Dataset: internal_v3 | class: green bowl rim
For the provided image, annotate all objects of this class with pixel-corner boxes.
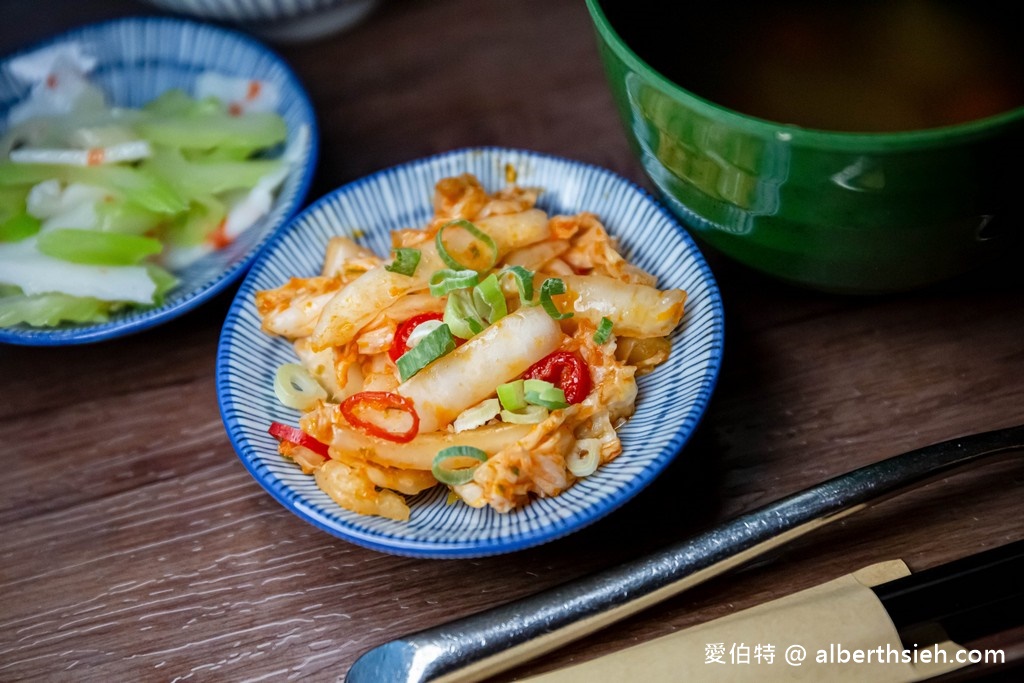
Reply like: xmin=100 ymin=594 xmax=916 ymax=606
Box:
xmin=584 ymin=0 xmax=1024 ymax=151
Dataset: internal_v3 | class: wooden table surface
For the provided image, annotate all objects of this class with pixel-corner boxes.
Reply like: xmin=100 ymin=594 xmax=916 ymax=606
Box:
xmin=2 ymin=1 xmax=1022 ymax=680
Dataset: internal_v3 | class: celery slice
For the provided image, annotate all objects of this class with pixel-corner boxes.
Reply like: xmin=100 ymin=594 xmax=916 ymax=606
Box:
xmin=0 ymin=187 xmax=39 ymax=242
xmin=0 ymin=162 xmax=57 ymax=186
xmin=0 ymin=162 xmax=186 ymax=214
xmin=94 ymin=200 xmax=164 ymax=236
xmin=0 ymin=212 xmax=41 ymax=242
xmin=2 ymin=82 xmax=291 ymax=328
xmin=37 ymin=229 xmax=163 ymax=265
xmin=162 ymin=195 xmax=226 ymax=247
xmin=70 ymin=166 xmax=185 ymax=214
xmin=0 ymin=291 xmax=111 ymax=327
xmin=0 ymin=186 xmax=29 ymax=220
xmin=145 ymin=264 xmax=178 ymax=306
xmin=184 ymin=145 xmax=258 ymax=162
xmin=142 ymin=147 xmax=284 ymax=197
xmin=136 ymin=110 xmax=286 ymax=151
xmin=144 ymin=89 xmax=214 ymax=115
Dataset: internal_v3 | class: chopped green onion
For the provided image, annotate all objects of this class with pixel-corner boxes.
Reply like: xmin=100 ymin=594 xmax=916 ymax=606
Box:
xmin=432 ymin=445 xmax=489 ymax=485
xmin=524 ymin=379 xmax=569 ymax=410
xmin=538 ymin=386 xmax=569 ymax=406
xmin=524 ymin=379 xmax=555 ymax=394
xmin=428 ymin=268 xmax=479 ymax=296
xmin=500 ymin=405 xmax=549 ymax=424
xmin=404 ymin=318 xmax=445 ymax=350
xmin=496 ymin=379 xmax=527 ymax=411
xmin=36 ymin=229 xmax=163 ymax=266
xmin=567 ymin=439 xmax=602 ymax=477
xmin=472 ymin=272 xmax=507 ymax=324
xmin=274 ymin=363 xmax=328 ymax=411
xmin=396 ymin=322 xmax=456 ymax=381
xmin=444 ymin=289 xmax=486 ymax=340
xmin=539 ymin=277 xmax=573 ymax=320
xmin=593 ymin=316 xmax=614 ymax=344
xmin=384 ymin=247 xmax=421 ymax=276
xmin=453 ymin=398 xmax=501 ymax=433
xmin=502 ymin=265 xmax=535 ymax=304
xmin=435 ymin=218 xmax=498 ymax=272
xmin=526 ymin=392 xmax=569 ymax=409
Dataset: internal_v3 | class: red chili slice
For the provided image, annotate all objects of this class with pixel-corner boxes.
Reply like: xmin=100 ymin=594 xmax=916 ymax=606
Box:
xmin=268 ymin=421 xmax=330 ymax=458
xmin=388 ymin=312 xmax=444 ymax=362
xmin=522 ymin=351 xmax=592 ymax=404
xmin=339 ymin=391 xmax=420 ymax=443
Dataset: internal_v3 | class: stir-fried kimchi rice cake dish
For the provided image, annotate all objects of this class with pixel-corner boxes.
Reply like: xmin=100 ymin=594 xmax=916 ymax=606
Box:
xmin=256 ymin=173 xmax=686 ymax=521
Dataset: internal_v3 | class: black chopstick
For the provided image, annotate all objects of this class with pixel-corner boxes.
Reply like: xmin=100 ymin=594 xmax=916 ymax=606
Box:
xmin=871 ymin=539 xmax=1024 ymax=647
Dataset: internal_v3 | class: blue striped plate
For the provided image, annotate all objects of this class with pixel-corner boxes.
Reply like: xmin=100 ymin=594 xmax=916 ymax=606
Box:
xmin=140 ymin=0 xmax=381 ymax=44
xmin=0 ymin=17 xmax=317 ymax=346
xmin=216 ymin=148 xmax=725 ymax=558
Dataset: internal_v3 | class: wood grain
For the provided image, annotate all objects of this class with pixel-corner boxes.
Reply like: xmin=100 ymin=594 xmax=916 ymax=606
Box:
xmin=2 ymin=1 xmax=1023 ymax=680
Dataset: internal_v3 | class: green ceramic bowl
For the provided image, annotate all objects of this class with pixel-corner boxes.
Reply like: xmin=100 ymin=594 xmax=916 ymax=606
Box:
xmin=585 ymin=0 xmax=1024 ymax=293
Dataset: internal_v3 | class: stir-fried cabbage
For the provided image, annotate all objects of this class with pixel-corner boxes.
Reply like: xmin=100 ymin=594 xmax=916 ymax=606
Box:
xmin=259 ymin=173 xmax=688 ymax=520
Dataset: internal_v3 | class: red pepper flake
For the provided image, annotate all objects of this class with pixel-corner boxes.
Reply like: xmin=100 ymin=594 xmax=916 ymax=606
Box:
xmin=45 ymin=73 xmax=59 ymax=89
xmin=208 ymin=218 xmax=231 ymax=249
xmin=228 ymin=102 xmax=243 ymax=117
xmin=246 ymin=80 xmax=262 ymax=101
xmin=86 ymin=148 xmax=105 ymax=166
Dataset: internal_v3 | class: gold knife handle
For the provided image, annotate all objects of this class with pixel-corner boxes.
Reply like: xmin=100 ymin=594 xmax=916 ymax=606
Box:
xmin=345 ymin=424 xmax=1024 ymax=683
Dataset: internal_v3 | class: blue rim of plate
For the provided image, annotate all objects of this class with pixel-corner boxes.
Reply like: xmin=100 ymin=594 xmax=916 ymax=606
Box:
xmin=0 ymin=16 xmax=318 ymax=346
xmin=216 ymin=147 xmax=725 ymax=558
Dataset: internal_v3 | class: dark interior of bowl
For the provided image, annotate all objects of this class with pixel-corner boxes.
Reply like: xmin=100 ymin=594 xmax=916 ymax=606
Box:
xmin=589 ymin=0 xmax=1024 ymax=293
xmin=599 ymin=0 xmax=1024 ymax=133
